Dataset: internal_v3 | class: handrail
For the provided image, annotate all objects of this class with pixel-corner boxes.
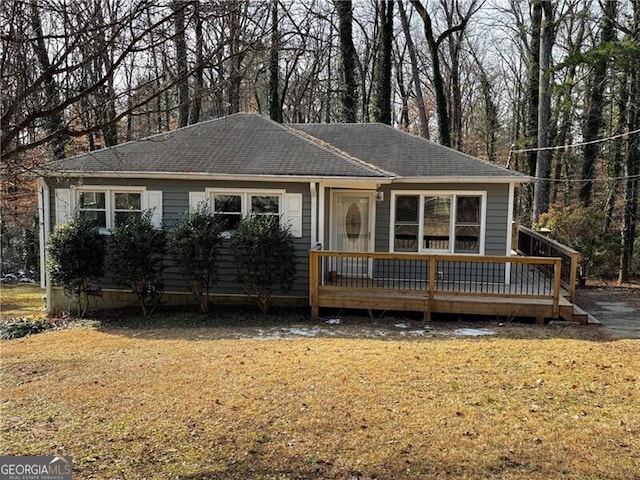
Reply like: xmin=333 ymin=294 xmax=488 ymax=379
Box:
xmin=309 ymin=249 xmax=563 ymax=318
xmin=516 ymin=225 xmax=578 ymax=257
xmin=516 ymin=225 xmax=580 ymax=302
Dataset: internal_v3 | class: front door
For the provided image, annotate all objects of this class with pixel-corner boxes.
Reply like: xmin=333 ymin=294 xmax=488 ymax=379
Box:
xmin=331 ymin=191 xmax=374 ymax=276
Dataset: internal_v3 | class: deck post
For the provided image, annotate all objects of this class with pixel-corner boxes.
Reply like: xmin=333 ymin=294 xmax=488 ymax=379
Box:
xmin=552 ymin=259 xmax=562 ymax=317
xmin=427 ymin=255 xmax=436 ymax=319
xmin=568 ymin=252 xmax=579 ymax=303
xmin=309 ymin=249 xmax=320 ymax=318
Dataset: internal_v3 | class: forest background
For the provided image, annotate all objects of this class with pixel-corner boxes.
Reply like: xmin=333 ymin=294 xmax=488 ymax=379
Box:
xmin=1 ymin=0 xmax=638 ymax=283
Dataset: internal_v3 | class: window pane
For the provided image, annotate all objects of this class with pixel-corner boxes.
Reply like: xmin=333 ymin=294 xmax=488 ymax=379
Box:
xmin=395 ymin=195 xmax=418 ymax=222
xmin=423 ymin=196 xmax=451 ymax=249
xmin=394 ymin=225 xmax=419 ymax=251
xmin=114 ymin=210 xmax=142 ymax=227
xmin=214 ymin=195 xmax=241 ymax=213
xmin=79 ymin=192 xmax=105 ymax=209
xmin=218 ymin=213 xmax=242 ymax=231
xmin=455 ymin=225 xmax=480 ymax=253
xmin=251 ymin=195 xmax=279 ymax=214
xmin=114 ymin=192 xmax=141 ymax=210
xmin=456 ymin=196 xmax=480 ymax=223
xmin=80 ymin=211 xmax=106 ymax=229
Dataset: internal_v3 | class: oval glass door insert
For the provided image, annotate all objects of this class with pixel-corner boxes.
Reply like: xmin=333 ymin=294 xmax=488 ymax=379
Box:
xmin=345 ymin=202 xmax=362 ymax=241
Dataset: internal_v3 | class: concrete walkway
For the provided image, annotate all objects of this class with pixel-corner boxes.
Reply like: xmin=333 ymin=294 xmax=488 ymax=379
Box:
xmin=576 ymin=288 xmax=640 ymax=339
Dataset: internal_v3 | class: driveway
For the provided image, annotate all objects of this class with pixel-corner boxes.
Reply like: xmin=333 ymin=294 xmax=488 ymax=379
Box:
xmin=576 ymin=287 xmax=640 ymax=339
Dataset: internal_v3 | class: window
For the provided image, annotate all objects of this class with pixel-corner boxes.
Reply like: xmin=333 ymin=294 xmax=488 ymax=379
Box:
xmin=423 ymin=196 xmax=451 ymax=250
xmin=394 ymin=195 xmax=419 ymax=251
xmin=455 ymin=196 xmax=481 ymax=253
xmin=78 ymin=192 xmax=107 ymax=229
xmin=392 ymin=192 xmax=484 ymax=254
xmin=208 ymin=190 xmax=283 ymax=234
xmin=71 ymin=187 xmax=156 ymax=232
xmin=113 ymin=192 xmax=142 ymax=226
xmin=250 ymin=195 xmax=279 ymax=216
xmin=213 ymin=194 xmax=242 ymax=231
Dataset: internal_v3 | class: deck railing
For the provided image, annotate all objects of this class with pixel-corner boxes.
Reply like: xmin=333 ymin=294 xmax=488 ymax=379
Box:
xmin=516 ymin=225 xmax=580 ymax=302
xmin=309 ymin=248 xmax=562 ymax=318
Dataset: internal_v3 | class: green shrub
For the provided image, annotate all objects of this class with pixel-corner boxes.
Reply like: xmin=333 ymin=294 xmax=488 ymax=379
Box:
xmin=169 ymin=205 xmax=224 ymax=313
xmin=230 ymin=215 xmax=296 ymax=313
xmin=107 ymin=211 xmax=166 ymax=317
xmin=47 ymin=213 xmax=105 ymax=316
xmin=536 ymin=205 xmax=620 ymax=280
xmin=1 ymin=319 xmax=51 ymax=340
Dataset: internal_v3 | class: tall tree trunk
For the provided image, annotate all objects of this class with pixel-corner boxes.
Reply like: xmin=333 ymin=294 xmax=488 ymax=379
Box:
xmin=190 ymin=0 xmax=203 ymax=125
xmin=29 ymin=0 xmax=66 ymax=160
xmin=335 ymin=0 xmax=358 ymax=123
xmin=522 ymin=1 xmax=542 ymax=222
xmin=372 ymin=0 xmax=394 ymax=125
xmin=398 ymin=0 xmax=429 ymax=139
xmin=410 ymin=0 xmax=451 ymax=146
xmin=619 ymin=1 xmax=640 ymax=284
xmin=532 ymin=1 xmax=554 ymax=224
xmin=227 ymin=4 xmax=242 ymax=115
xmin=269 ymin=0 xmax=281 ymax=122
xmin=172 ymin=0 xmax=189 ymax=128
xmin=604 ymin=71 xmax=627 ymax=231
xmin=580 ymin=1 xmax=616 ymax=206
xmin=96 ymin=6 xmax=118 ymax=147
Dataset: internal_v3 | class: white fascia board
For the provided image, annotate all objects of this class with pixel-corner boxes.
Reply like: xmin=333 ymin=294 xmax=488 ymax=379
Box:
xmin=47 ymin=171 xmax=394 ymax=184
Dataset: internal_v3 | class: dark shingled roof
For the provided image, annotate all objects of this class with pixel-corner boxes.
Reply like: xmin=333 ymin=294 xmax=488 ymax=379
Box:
xmin=54 ymin=113 xmax=387 ymax=178
xmin=292 ymin=123 xmax=523 ymax=179
xmin=53 ymin=113 xmax=525 ymax=181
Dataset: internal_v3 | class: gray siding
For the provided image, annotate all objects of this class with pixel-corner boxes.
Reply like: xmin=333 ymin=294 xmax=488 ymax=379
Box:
xmin=46 ymin=178 xmax=311 ymax=299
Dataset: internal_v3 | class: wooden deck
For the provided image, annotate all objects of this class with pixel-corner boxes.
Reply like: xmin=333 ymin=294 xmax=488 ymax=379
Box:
xmin=309 ymin=249 xmax=585 ymax=323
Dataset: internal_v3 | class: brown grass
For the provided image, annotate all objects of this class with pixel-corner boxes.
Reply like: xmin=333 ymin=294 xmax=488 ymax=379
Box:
xmin=1 ymin=325 xmax=639 ymax=479
xmin=0 ymin=284 xmax=45 ymax=320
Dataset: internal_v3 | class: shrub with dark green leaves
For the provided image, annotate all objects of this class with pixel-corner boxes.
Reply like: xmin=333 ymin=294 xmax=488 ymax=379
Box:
xmin=230 ymin=215 xmax=296 ymax=313
xmin=47 ymin=213 xmax=105 ymax=316
xmin=169 ymin=205 xmax=224 ymax=313
xmin=1 ymin=319 xmax=51 ymax=340
xmin=536 ymin=205 xmax=621 ymax=280
xmin=107 ymin=211 xmax=166 ymax=317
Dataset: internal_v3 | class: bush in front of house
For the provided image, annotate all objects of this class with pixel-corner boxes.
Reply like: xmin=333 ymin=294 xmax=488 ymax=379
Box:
xmin=230 ymin=215 xmax=296 ymax=313
xmin=47 ymin=213 xmax=105 ymax=317
xmin=169 ymin=205 xmax=224 ymax=313
xmin=107 ymin=211 xmax=166 ymax=317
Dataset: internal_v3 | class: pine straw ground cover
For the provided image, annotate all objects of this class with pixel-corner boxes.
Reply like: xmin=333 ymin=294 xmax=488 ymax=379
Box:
xmin=1 ymin=323 xmax=639 ymax=479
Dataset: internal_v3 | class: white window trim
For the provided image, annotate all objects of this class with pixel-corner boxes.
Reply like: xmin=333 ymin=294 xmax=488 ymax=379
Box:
xmin=389 ymin=190 xmax=487 ymax=255
xmin=72 ymin=185 xmax=146 ymax=234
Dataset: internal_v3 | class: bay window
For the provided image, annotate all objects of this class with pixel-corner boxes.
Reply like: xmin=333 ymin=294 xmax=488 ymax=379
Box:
xmin=392 ymin=191 xmax=485 ymax=254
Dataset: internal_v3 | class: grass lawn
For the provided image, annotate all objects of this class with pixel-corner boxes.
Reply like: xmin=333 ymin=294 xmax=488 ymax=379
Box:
xmin=1 ymin=318 xmax=639 ymax=479
xmin=0 ymin=283 xmax=45 ymax=320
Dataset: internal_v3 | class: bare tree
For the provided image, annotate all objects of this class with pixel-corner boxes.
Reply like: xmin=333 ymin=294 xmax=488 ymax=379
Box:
xmin=397 ymin=0 xmax=429 ymax=138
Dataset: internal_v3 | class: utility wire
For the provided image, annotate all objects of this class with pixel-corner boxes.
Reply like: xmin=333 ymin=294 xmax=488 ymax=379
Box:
xmin=510 ymin=126 xmax=640 ymax=154
xmin=526 ymin=173 xmax=640 ymax=183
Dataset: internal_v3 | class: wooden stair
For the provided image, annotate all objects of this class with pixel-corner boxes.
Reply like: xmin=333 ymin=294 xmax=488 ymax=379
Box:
xmin=559 ymin=299 xmax=598 ymax=324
